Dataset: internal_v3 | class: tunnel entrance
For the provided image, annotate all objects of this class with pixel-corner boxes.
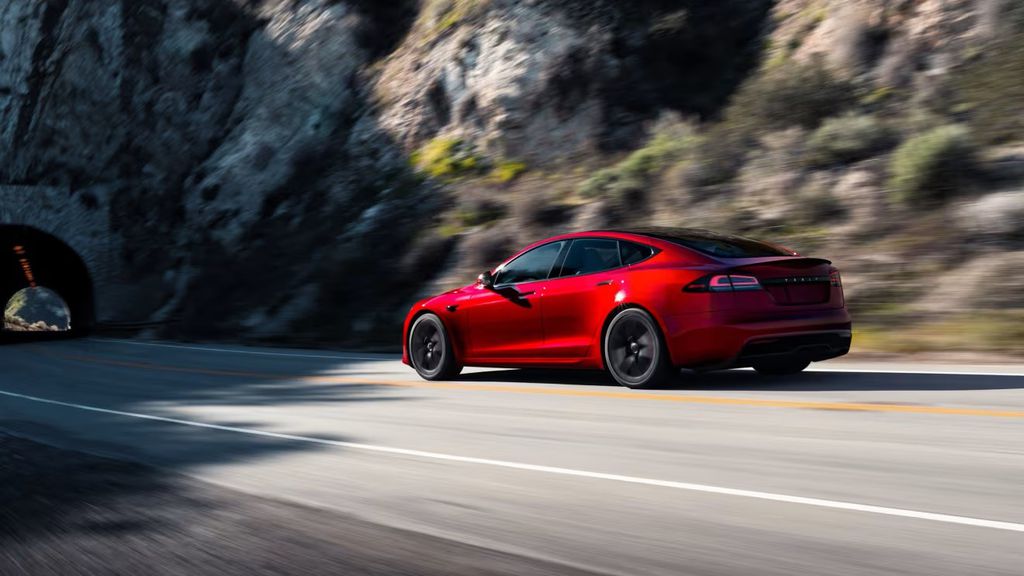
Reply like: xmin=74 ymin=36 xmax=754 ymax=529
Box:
xmin=0 ymin=225 xmax=94 ymax=341
xmin=4 ymin=287 xmax=72 ymax=332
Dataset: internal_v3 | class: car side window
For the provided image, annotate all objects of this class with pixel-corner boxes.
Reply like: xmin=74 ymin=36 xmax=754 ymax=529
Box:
xmin=557 ymin=239 xmax=622 ymax=277
xmin=620 ymin=241 xmax=654 ymax=266
xmin=494 ymin=241 xmax=565 ymax=286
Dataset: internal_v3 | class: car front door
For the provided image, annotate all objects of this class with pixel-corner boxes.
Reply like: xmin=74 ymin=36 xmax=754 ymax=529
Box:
xmin=461 ymin=241 xmax=565 ymax=361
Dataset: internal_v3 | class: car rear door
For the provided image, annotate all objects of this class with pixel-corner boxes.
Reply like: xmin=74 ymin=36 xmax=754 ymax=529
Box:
xmin=541 ymin=238 xmax=625 ymax=359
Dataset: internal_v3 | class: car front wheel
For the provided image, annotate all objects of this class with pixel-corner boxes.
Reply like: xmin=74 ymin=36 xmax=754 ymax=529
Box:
xmin=409 ymin=313 xmax=462 ymax=380
xmin=604 ymin=308 xmax=673 ymax=389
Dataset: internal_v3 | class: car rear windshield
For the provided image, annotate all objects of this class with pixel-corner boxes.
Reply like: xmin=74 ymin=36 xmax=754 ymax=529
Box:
xmin=623 ymin=228 xmax=791 ymax=258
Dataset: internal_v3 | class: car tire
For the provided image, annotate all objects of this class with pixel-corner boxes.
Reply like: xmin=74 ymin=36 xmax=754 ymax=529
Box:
xmin=604 ymin=308 xmax=673 ymax=389
xmin=409 ymin=313 xmax=462 ymax=381
xmin=753 ymin=359 xmax=811 ymax=376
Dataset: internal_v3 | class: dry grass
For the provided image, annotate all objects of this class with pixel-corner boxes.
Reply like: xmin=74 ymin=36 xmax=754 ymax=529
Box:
xmin=853 ymin=311 xmax=1024 ymax=355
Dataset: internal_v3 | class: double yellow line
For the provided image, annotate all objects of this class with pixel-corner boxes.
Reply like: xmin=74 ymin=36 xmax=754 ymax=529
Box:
xmin=40 ymin=350 xmax=1024 ymax=419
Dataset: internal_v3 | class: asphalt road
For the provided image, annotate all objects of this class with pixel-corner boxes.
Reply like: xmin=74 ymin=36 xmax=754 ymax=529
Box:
xmin=1 ymin=338 xmax=1023 ymax=575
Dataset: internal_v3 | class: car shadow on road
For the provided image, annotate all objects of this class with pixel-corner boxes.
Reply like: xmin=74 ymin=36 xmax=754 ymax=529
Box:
xmin=458 ymin=368 xmax=620 ymax=387
xmin=456 ymin=367 xmax=1024 ymax=391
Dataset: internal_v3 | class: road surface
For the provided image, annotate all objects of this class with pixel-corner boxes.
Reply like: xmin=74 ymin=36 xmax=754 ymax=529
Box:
xmin=1 ymin=338 xmax=1022 ymax=575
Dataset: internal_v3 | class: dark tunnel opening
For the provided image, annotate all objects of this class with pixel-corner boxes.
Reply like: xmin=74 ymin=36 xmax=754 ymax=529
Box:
xmin=0 ymin=225 xmax=94 ymax=343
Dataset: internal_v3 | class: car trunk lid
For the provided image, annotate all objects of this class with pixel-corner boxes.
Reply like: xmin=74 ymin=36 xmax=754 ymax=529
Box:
xmin=726 ymin=257 xmax=834 ymax=306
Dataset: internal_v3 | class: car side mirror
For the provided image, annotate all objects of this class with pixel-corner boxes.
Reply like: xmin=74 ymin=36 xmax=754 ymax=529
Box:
xmin=478 ymin=270 xmax=495 ymax=289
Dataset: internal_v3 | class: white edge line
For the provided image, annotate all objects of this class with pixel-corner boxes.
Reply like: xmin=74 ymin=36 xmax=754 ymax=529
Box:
xmin=1 ymin=387 xmax=1021 ymax=533
xmin=88 ymin=339 xmax=1024 ymax=377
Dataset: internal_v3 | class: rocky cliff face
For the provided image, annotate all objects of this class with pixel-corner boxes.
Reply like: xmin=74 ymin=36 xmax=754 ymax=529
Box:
xmin=1 ymin=0 xmax=432 ymax=343
xmin=1 ymin=0 xmax=1022 ymax=350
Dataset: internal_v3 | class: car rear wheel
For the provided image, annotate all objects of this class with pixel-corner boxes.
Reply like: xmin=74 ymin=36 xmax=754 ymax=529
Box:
xmin=604 ymin=308 xmax=673 ymax=389
xmin=753 ymin=358 xmax=811 ymax=376
xmin=409 ymin=313 xmax=462 ymax=380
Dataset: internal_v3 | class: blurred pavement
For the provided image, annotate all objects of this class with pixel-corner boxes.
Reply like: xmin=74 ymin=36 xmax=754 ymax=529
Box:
xmin=1 ymin=338 xmax=1022 ymax=575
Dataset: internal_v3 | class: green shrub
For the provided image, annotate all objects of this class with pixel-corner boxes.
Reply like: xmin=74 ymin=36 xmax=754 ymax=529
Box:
xmin=433 ymin=0 xmax=487 ymax=34
xmin=438 ymin=223 xmax=464 ymax=238
xmin=411 ymin=137 xmax=482 ymax=179
xmin=580 ymin=168 xmax=643 ymax=201
xmin=491 ymin=161 xmax=527 ymax=183
xmin=804 ymin=113 xmax=894 ymax=167
xmin=455 ymin=196 xmax=505 ymax=228
xmin=888 ymin=125 xmax=976 ymax=203
xmin=860 ymin=85 xmax=895 ymax=106
xmin=685 ymin=125 xmax=746 ymax=186
xmin=723 ymin=60 xmax=858 ymax=133
xmin=581 ymin=119 xmax=700 ymax=200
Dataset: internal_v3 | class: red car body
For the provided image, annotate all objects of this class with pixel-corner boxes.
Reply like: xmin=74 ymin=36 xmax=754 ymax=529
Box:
xmin=402 ymin=228 xmax=851 ymax=376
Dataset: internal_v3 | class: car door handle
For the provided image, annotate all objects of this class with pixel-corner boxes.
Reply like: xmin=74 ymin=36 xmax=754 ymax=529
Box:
xmin=517 ymin=290 xmax=536 ymax=297
xmin=595 ymin=280 xmax=613 ymax=286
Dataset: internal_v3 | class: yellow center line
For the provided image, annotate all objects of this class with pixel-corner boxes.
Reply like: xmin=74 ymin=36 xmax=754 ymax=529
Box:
xmin=34 ymin=349 xmax=1024 ymax=419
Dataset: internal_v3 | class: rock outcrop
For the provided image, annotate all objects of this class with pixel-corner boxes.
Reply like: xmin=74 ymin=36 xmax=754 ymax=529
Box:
xmin=377 ymin=0 xmax=771 ymax=162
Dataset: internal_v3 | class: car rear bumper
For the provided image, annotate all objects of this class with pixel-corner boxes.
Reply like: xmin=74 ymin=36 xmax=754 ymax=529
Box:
xmin=731 ymin=330 xmax=851 ymax=367
xmin=664 ymin=308 xmax=852 ymax=370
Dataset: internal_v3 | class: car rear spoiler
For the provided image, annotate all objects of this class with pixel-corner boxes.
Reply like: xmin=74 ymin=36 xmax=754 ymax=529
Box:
xmin=722 ymin=256 xmax=833 ymax=269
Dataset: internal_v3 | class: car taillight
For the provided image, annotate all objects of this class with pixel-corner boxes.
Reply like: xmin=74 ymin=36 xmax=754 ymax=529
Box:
xmin=829 ymin=268 xmax=842 ymax=287
xmin=707 ymin=275 xmax=734 ymax=292
xmin=684 ymin=274 xmax=762 ymax=293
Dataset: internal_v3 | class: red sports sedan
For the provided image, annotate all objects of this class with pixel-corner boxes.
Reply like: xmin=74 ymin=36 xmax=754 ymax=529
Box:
xmin=402 ymin=228 xmax=851 ymax=388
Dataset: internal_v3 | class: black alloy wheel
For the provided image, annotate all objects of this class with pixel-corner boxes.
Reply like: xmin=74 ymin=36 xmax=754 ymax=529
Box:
xmin=604 ymin=308 xmax=672 ymax=388
xmin=409 ymin=313 xmax=461 ymax=380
